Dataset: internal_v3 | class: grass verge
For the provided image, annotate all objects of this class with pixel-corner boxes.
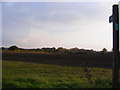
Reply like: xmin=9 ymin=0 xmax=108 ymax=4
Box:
xmin=2 ymin=60 xmax=115 ymax=88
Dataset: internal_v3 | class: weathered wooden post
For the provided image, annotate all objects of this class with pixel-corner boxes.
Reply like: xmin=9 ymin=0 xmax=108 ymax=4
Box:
xmin=110 ymin=4 xmax=119 ymax=88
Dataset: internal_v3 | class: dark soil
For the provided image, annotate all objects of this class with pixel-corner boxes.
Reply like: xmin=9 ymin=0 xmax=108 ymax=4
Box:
xmin=2 ymin=52 xmax=117 ymax=68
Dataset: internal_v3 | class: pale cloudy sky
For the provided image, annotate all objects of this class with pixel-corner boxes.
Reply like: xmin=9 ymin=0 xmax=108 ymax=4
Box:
xmin=2 ymin=1 xmax=119 ymax=51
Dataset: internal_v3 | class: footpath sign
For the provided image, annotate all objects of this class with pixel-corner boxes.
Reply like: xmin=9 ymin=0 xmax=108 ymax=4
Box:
xmin=110 ymin=4 xmax=119 ymax=88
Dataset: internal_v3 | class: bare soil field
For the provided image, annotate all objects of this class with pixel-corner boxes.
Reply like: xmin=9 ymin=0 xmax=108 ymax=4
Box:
xmin=2 ymin=52 xmax=116 ymax=68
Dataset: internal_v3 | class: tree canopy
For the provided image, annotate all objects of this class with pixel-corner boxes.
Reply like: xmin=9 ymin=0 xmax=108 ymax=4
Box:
xmin=8 ymin=45 xmax=19 ymax=50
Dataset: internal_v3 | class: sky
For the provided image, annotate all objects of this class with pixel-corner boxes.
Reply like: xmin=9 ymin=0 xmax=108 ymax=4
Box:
xmin=2 ymin=1 xmax=119 ymax=51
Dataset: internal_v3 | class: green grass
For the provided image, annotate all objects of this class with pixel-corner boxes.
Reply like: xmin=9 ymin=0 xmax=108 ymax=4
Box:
xmin=2 ymin=60 xmax=114 ymax=88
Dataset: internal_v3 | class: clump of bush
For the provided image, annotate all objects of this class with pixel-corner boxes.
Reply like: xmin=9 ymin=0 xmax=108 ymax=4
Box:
xmin=8 ymin=45 xmax=19 ymax=51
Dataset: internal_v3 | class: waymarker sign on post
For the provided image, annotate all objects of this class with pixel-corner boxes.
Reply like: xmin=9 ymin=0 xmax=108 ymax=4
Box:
xmin=109 ymin=3 xmax=119 ymax=88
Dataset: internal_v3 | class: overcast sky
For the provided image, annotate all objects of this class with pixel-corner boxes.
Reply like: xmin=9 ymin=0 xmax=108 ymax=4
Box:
xmin=2 ymin=2 xmax=117 ymax=51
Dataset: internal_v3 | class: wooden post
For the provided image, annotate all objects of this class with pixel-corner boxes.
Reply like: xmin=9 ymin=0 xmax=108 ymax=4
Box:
xmin=112 ymin=5 xmax=119 ymax=88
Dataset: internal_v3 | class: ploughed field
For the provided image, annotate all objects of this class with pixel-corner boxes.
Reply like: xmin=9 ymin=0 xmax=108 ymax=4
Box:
xmin=2 ymin=52 xmax=114 ymax=68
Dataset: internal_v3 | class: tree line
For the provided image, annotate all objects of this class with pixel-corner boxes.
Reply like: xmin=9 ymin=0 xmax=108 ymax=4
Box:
xmin=1 ymin=45 xmax=108 ymax=54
